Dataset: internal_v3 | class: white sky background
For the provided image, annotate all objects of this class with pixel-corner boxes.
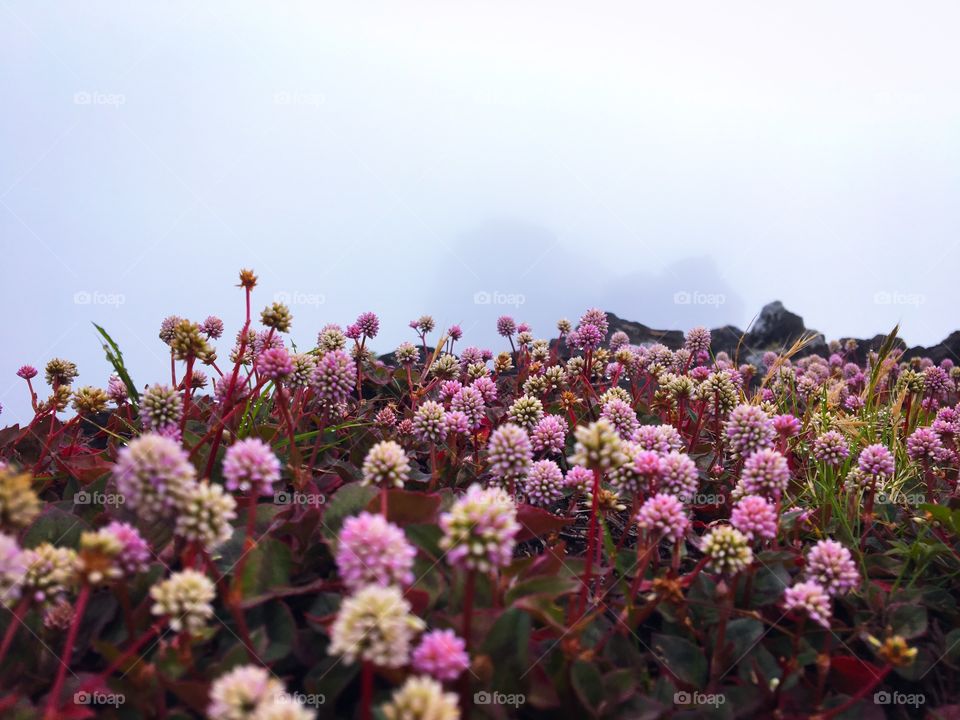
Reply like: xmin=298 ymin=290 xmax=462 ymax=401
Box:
xmin=2 ymin=1 xmax=960 ymax=421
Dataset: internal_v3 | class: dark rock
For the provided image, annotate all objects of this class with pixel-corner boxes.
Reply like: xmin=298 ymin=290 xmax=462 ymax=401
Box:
xmin=745 ymin=302 xmax=807 ymax=350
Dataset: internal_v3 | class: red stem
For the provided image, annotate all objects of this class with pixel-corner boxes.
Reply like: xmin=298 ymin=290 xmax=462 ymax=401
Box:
xmin=45 ymin=585 xmax=91 ymax=720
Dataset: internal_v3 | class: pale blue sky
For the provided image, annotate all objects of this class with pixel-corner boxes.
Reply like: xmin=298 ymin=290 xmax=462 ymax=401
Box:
xmin=3 ymin=1 xmax=960 ymax=421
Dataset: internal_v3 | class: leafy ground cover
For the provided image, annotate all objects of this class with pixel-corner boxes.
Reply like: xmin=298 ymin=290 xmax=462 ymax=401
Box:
xmin=1 ymin=269 xmax=959 ymax=719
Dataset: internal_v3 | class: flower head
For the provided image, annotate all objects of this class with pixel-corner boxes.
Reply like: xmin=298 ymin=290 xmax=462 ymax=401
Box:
xmin=207 ymin=664 xmax=284 ymax=720
xmin=439 ymin=484 xmax=519 ymax=572
xmin=740 ymin=448 xmax=790 ymax=500
xmin=450 ymin=386 xmax=486 ymax=430
xmin=531 ymin=415 xmax=567 ymax=455
xmin=701 ymin=525 xmax=753 ymax=575
xmin=0 ymin=469 xmax=40 ymax=532
xmin=0 ymin=533 xmax=28 ymax=608
xmin=635 ymin=494 xmax=689 ymax=542
xmin=362 ymin=441 xmax=411 ymax=489
xmin=486 ymin=424 xmax=533 ymax=484
xmin=730 ymin=495 xmax=778 ymax=541
xmin=381 ymin=677 xmax=460 ymax=720
xmin=176 ymin=480 xmax=238 ymax=550
xmin=805 ymin=539 xmax=859 ymax=596
xmin=658 ymin=452 xmax=700 ymax=500
xmin=311 ymin=350 xmax=356 ymax=405
xmin=150 ymin=569 xmax=216 ymax=635
xmin=113 ymin=433 xmax=198 ymax=522
xmin=522 ymin=460 xmax=565 ymax=506
xmin=102 ymin=521 xmax=151 ymax=576
xmin=223 ymin=438 xmax=281 ymax=496
xmin=256 ymin=346 xmax=294 ymax=382
xmin=725 ymin=404 xmax=776 ymax=457
xmin=355 ymin=311 xmax=380 ymax=338
xmin=569 ymin=419 xmax=625 ymax=472
xmin=411 ymin=629 xmax=470 ymax=681
xmin=329 ymin=585 xmax=425 ymax=667
xmin=601 ymin=398 xmax=639 ymax=439
xmin=336 ymin=512 xmax=416 ymax=592
xmin=783 ymin=580 xmax=832 ymax=628
xmin=140 ymin=383 xmax=183 ymax=432
xmin=811 ymin=431 xmax=850 ymax=467
xmin=858 ymin=444 xmax=895 ymax=482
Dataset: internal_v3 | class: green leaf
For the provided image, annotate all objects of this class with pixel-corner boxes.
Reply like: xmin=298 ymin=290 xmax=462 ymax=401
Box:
xmin=889 ymin=603 xmax=927 ymax=639
xmin=505 ymin=575 xmax=578 ymax=606
xmin=571 ymin=660 xmax=603 ymax=715
xmin=321 ymin=484 xmax=378 ymax=540
xmin=725 ymin=618 xmax=765 ymax=663
xmin=92 ymin=322 xmax=140 ymax=405
xmin=241 ymin=538 xmax=293 ymax=600
xmin=651 ymin=633 xmax=708 ymax=688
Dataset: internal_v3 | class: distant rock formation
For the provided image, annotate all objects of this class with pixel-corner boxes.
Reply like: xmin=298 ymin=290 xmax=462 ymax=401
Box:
xmin=608 ymin=301 xmax=960 ymax=365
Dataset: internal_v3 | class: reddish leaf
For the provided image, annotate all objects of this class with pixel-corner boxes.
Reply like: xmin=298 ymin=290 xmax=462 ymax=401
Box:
xmin=828 ymin=655 xmax=886 ymax=695
xmin=515 ymin=504 xmax=571 ymax=541
xmin=405 ymin=588 xmax=431 ymax=615
xmin=365 ymin=489 xmax=442 ymax=526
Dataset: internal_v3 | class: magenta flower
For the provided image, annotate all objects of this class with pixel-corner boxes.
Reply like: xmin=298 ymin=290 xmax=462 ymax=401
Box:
xmin=311 ymin=349 xmax=356 ymax=405
xmin=772 ymin=414 xmax=801 ymax=439
xmin=486 ymin=423 xmax=532 ymax=484
xmin=601 ymin=398 xmax=639 ymax=439
xmin=255 ymin=346 xmax=293 ymax=381
xmin=805 ymin=539 xmax=859 ymax=596
xmin=496 ymin=316 xmax=516 ymax=338
xmin=522 ymin=460 xmax=565 ymax=506
xmin=103 ymin=521 xmax=151 ymax=576
xmin=725 ymin=404 xmax=776 ymax=457
xmin=222 ymin=438 xmax=281 ymax=496
xmin=16 ymin=365 xmax=37 ymax=380
xmin=336 ymin=512 xmax=416 ymax=592
xmin=658 ymin=451 xmax=700 ymax=501
xmin=564 ymin=465 xmax=593 ymax=492
xmin=412 ymin=629 xmax=470 ymax=681
xmin=450 ymin=386 xmax=486 ymax=430
xmin=635 ymin=493 xmax=689 ymax=542
xmin=811 ymin=431 xmax=850 ymax=467
xmin=783 ymin=580 xmax=832 ymax=628
xmin=531 ymin=415 xmax=567 ymax=455
xmin=730 ymin=495 xmax=778 ymax=541
xmin=740 ymin=449 xmax=790 ymax=500
xmin=355 ymin=312 xmax=380 ymax=338
xmin=857 ymin=444 xmax=895 ymax=482
xmin=471 ymin=376 xmax=498 ymax=404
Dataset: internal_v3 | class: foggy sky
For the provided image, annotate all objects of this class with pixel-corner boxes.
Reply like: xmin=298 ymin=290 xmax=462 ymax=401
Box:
xmin=3 ymin=1 xmax=960 ymax=422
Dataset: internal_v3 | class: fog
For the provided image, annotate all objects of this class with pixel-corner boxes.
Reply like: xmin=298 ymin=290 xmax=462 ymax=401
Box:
xmin=3 ymin=1 xmax=959 ymax=421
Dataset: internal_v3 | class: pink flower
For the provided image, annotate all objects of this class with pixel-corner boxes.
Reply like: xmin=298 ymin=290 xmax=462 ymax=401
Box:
xmin=635 ymin=493 xmax=689 ymax=542
xmin=730 ymin=495 xmax=777 ymax=541
xmin=805 ymin=539 xmax=859 ymax=596
xmin=336 ymin=512 xmax=415 ymax=592
xmin=783 ymin=580 xmax=832 ymax=628
xmin=222 ymin=438 xmax=281 ymax=496
xmin=412 ymin=629 xmax=470 ymax=681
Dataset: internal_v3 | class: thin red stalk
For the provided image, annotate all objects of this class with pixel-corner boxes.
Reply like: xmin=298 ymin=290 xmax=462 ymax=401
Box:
xmin=45 ymin=584 xmax=91 ymax=720
xmin=360 ymin=662 xmax=374 ymax=720
xmin=0 ymin=598 xmax=29 ymax=666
